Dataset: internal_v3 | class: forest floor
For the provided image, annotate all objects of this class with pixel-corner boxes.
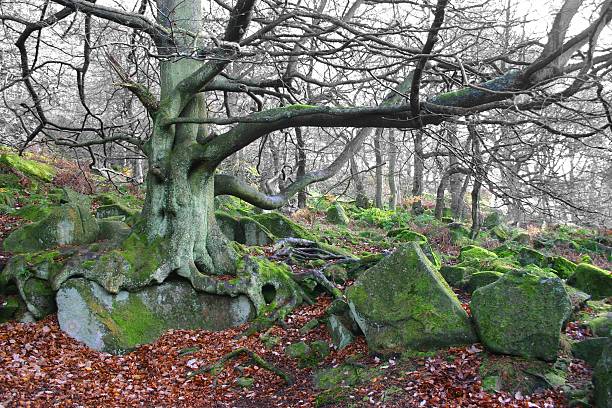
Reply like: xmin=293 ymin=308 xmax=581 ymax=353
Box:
xmin=0 ymin=152 xmax=608 ymax=407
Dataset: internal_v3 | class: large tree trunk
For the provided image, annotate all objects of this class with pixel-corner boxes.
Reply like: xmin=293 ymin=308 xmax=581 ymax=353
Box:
xmin=140 ymin=0 xmax=236 ymax=279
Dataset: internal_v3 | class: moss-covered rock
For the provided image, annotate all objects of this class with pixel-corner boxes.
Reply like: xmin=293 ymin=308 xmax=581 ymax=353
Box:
xmin=3 ymin=202 xmax=99 ymax=253
xmin=252 ymin=212 xmax=316 ymax=241
xmin=466 ymin=271 xmax=503 ymax=294
xmin=0 ymin=153 xmax=55 ymax=182
xmin=492 ymin=242 xmax=521 ymax=258
xmin=458 ymin=245 xmax=498 ymax=262
xmin=285 ymin=340 xmax=329 ymax=367
xmin=388 ymin=229 xmax=440 ymax=268
xmin=571 ymin=337 xmax=610 ymax=367
xmin=97 ymin=219 xmax=131 ymax=243
xmin=547 ymin=256 xmax=576 ymax=279
xmin=483 ymin=211 xmax=503 ymax=228
xmin=479 ymin=354 xmax=568 ymax=395
xmin=471 ymin=269 xmax=572 ymax=361
xmin=440 ymin=265 xmax=471 ymax=288
xmin=448 ymin=223 xmax=471 ymax=244
xmin=511 ymin=231 xmax=530 ymax=245
xmin=0 ymin=296 xmax=20 ymax=323
xmin=566 ymin=263 xmax=612 ymax=300
xmin=490 ymin=225 xmax=509 ymax=242
xmin=56 ymin=278 xmax=254 ymax=354
xmin=326 ymin=202 xmax=349 ymax=225
xmin=326 ymin=314 xmax=355 ymax=350
xmin=0 ymin=250 xmax=66 ymax=319
xmin=96 ymin=204 xmax=138 ymax=220
xmin=585 ymin=312 xmax=611 ymax=337
xmin=346 ymin=243 xmax=476 ymax=355
xmin=216 ymin=211 xmax=274 ymax=246
xmin=518 ymin=247 xmax=548 ymax=268
xmin=593 ymin=343 xmax=611 ymax=408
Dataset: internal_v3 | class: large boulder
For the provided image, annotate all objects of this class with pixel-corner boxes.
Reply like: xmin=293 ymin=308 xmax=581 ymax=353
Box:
xmin=216 ymin=211 xmax=274 ymax=246
xmin=251 ymin=212 xmax=316 ymax=241
xmin=471 ymin=269 xmax=572 ymax=361
xmin=566 ymin=263 xmax=612 ymax=300
xmin=346 ymin=243 xmax=476 ymax=355
xmin=3 ymin=190 xmax=99 ymax=253
xmin=56 ymin=278 xmax=255 ymax=354
xmin=326 ymin=202 xmax=349 ymax=225
xmin=0 ymin=153 xmax=55 ymax=182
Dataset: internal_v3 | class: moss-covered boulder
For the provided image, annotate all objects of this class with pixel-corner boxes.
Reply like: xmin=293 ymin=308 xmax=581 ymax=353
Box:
xmin=285 ymin=340 xmax=330 ymax=367
xmin=3 ymin=202 xmax=99 ymax=253
xmin=518 ymin=247 xmax=548 ymax=268
xmin=458 ymin=245 xmax=498 ymax=262
xmin=0 ymin=153 xmax=55 ymax=182
xmin=566 ymin=263 xmax=612 ymax=300
xmin=326 ymin=202 xmax=349 ymax=225
xmin=346 ymin=243 xmax=476 ymax=355
xmin=440 ymin=265 xmax=471 ymax=288
xmin=252 ymin=212 xmax=316 ymax=241
xmin=571 ymin=337 xmax=610 ymax=367
xmin=96 ymin=204 xmax=138 ymax=220
xmin=471 ymin=269 xmax=572 ymax=361
xmin=490 ymin=225 xmax=509 ymax=242
xmin=466 ymin=271 xmax=503 ymax=294
xmin=326 ymin=314 xmax=355 ymax=350
xmin=585 ymin=312 xmax=611 ymax=337
xmin=449 ymin=223 xmax=471 ymax=244
xmin=0 ymin=296 xmax=20 ymax=322
xmin=0 ymin=250 xmax=66 ymax=319
xmin=593 ymin=343 xmax=611 ymax=408
xmin=97 ymin=219 xmax=131 ymax=243
xmin=547 ymin=256 xmax=576 ymax=279
xmin=56 ymin=278 xmax=255 ymax=354
xmin=388 ymin=229 xmax=440 ymax=268
xmin=216 ymin=211 xmax=274 ymax=246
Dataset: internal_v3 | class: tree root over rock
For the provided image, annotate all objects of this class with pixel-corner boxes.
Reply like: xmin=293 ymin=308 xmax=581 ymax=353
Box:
xmin=186 ymin=347 xmax=293 ymax=385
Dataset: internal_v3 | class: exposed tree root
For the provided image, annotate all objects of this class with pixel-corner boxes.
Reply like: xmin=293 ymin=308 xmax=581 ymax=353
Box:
xmin=186 ymin=347 xmax=293 ymax=385
xmin=292 ymin=268 xmax=343 ymax=300
xmin=272 ymin=238 xmax=355 ymax=262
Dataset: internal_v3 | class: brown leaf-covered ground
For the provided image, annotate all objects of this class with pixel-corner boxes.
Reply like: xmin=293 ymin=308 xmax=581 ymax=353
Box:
xmin=1 ymin=292 xmax=578 ymax=408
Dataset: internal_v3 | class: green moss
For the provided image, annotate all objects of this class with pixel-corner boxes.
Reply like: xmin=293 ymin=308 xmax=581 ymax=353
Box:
xmin=286 ymin=103 xmax=316 ymax=110
xmin=326 ymin=202 xmax=349 ymax=225
xmin=518 ymin=247 xmax=548 ymax=268
xmin=466 ymin=271 xmax=503 ymax=294
xmin=346 ymin=243 xmax=475 ymax=354
xmin=0 ymin=153 xmax=55 ymax=182
xmin=567 ymin=263 xmax=612 ymax=300
xmin=109 ymin=295 xmax=162 ymax=348
xmin=547 ymin=256 xmax=576 ymax=279
xmin=14 ymin=204 xmax=51 ymax=221
xmin=471 ymin=269 xmax=572 ymax=361
xmin=119 ymin=232 xmax=165 ymax=283
xmin=252 ymin=212 xmax=316 ymax=241
xmin=459 ymin=245 xmax=498 ymax=262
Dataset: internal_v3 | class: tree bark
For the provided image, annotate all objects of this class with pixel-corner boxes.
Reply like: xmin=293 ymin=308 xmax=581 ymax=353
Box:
xmin=373 ymin=128 xmax=384 ymax=208
xmin=387 ymin=129 xmax=398 ymax=210
xmin=295 ymin=128 xmax=307 ymax=208
xmin=350 ymin=156 xmax=369 ymax=208
xmin=411 ymin=130 xmax=425 ymax=214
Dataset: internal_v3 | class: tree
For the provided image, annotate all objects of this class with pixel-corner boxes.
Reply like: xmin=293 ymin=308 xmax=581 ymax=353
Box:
xmin=2 ymin=0 xmax=611 ymax=309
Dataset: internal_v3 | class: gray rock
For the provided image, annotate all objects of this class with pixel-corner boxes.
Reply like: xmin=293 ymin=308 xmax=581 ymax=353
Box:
xmin=327 ymin=315 xmax=354 ymax=350
xmin=57 ymin=278 xmax=255 ymax=354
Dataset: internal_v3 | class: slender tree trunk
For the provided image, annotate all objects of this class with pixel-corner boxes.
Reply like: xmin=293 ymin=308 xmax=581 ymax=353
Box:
xmin=373 ymin=128 xmax=384 ymax=208
xmin=350 ymin=156 xmax=368 ymax=208
xmin=295 ymin=128 xmax=307 ymax=208
xmin=387 ymin=129 xmax=398 ymax=210
xmin=412 ymin=130 xmax=424 ymax=214
xmin=468 ymin=123 xmax=482 ymax=239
